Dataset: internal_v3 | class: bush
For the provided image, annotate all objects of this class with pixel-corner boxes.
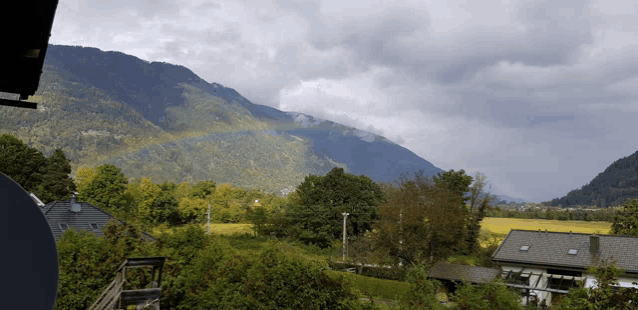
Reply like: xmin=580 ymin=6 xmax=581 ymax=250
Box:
xmin=177 ymin=240 xmax=364 ymax=310
xmin=399 ymin=264 xmax=444 ymax=310
xmin=449 ymin=279 xmax=522 ymax=310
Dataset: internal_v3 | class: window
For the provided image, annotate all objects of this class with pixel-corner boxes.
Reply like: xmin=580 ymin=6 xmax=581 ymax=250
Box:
xmin=568 ymin=249 xmax=578 ymax=255
xmin=520 ymin=245 xmax=530 ymax=251
xmin=59 ymin=223 xmax=69 ymax=230
xmin=90 ymin=223 xmax=99 ymax=230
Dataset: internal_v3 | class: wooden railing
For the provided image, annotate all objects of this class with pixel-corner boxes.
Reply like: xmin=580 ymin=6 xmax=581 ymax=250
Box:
xmin=87 ymin=257 xmax=166 ymax=310
xmin=87 ymin=272 xmax=125 ymax=310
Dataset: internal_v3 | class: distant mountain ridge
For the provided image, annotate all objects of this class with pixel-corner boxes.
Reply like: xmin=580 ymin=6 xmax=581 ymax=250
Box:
xmin=0 ymin=44 xmax=443 ymax=195
xmin=550 ymin=150 xmax=638 ymax=207
xmin=495 ymin=195 xmax=528 ymax=204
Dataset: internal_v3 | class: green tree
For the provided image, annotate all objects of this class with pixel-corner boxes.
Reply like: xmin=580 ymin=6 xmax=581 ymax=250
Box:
xmin=179 ymin=240 xmax=362 ymax=310
xmin=433 ymin=169 xmax=473 ymax=204
xmin=372 ymin=174 xmax=469 ymax=266
xmin=78 ymin=164 xmax=129 ymax=213
xmin=290 ymin=167 xmax=385 ymax=247
xmin=611 ymin=198 xmax=638 ymax=235
xmin=399 ymin=264 xmax=443 ymax=310
xmin=150 ymin=181 xmax=182 ymax=225
xmin=136 ymin=177 xmax=161 ymax=221
xmin=35 ymin=148 xmax=77 ymax=203
xmin=74 ymin=166 xmax=96 ymax=195
xmin=246 ymin=206 xmax=269 ymax=237
xmin=449 ymin=279 xmax=523 ymax=310
xmin=54 ymin=220 xmax=152 ymax=310
xmin=191 ymin=180 xmax=216 ymax=199
xmin=0 ymin=133 xmax=47 ymax=193
xmin=465 ymin=172 xmax=498 ymax=255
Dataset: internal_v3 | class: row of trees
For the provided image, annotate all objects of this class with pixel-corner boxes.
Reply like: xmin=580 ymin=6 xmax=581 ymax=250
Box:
xmin=250 ymin=167 xmax=499 ymax=269
xmin=0 ymin=133 xmax=76 ymax=203
xmin=486 ymin=207 xmax=618 ymax=222
xmin=54 ymin=221 xmax=369 ymax=310
xmin=74 ymin=164 xmax=287 ymax=229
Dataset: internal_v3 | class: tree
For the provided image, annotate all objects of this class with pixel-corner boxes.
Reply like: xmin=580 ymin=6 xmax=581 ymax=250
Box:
xmin=372 ymin=173 xmax=469 ymax=266
xmin=433 ymin=169 xmax=473 ymax=204
xmin=75 ymin=166 xmax=96 ymax=194
xmin=35 ymin=148 xmax=77 ymax=203
xmin=246 ymin=206 xmax=269 ymax=237
xmin=191 ymin=180 xmax=216 ymax=200
xmin=78 ymin=164 xmax=129 ymax=214
xmin=149 ymin=181 xmax=182 ymax=225
xmin=179 ymin=240 xmax=362 ymax=310
xmin=611 ymin=198 xmax=638 ymax=235
xmin=0 ymin=133 xmax=47 ymax=193
xmin=288 ymin=167 xmax=385 ymax=247
xmin=136 ymin=178 xmax=161 ymax=221
xmin=450 ymin=279 xmax=523 ymax=310
xmin=465 ymin=172 xmax=499 ymax=255
xmin=208 ymin=183 xmax=245 ymax=223
xmin=54 ymin=220 xmax=152 ymax=310
xmin=398 ymin=264 xmax=444 ymax=310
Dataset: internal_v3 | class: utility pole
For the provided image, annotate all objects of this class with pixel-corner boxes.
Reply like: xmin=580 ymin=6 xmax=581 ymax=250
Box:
xmin=342 ymin=212 xmax=349 ymax=262
xmin=207 ymin=204 xmax=211 ymax=235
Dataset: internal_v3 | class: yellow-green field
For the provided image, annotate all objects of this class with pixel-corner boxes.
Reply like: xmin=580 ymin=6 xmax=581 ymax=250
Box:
xmin=481 ymin=217 xmax=612 ymax=234
xmin=480 ymin=217 xmax=612 ymax=247
xmin=152 ymin=223 xmax=252 ymax=236
xmin=150 ymin=218 xmax=612 ymax=248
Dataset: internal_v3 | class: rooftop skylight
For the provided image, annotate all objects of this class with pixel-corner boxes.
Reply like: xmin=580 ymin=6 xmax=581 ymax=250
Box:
xmin=59 ymin=223 xmax=68 ymax=230
xmin=568 ymin=249 xmax=578 ymax=255
xmin=520 ymin=245 xmax=530 ymax=251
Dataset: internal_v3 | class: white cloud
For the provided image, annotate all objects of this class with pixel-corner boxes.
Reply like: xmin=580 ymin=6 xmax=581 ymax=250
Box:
xmin=49 ymin=0 xmax=638 ymax=202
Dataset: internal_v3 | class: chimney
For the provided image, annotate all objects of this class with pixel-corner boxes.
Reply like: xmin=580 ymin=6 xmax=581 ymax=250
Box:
xmin=71 ymin=194 xmax=76 ymax=205
xmin=590 ymin=235 xmax=599 ymax=254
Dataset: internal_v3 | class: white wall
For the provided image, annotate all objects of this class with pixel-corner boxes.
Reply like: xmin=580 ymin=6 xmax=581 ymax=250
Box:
xmin=584 ymin=273 xmax=638 ymax=289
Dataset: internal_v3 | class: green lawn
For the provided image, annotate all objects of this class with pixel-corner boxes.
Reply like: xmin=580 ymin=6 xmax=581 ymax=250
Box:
xmin=326 ymin=270 xmax=409 ymax=301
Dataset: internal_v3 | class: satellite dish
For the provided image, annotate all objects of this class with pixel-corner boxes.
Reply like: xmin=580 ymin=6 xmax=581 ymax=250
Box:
xmin=0 ymin=172 xmax=59 ymax=309
xmin=71 ymin=203 xmax=82 ymax=213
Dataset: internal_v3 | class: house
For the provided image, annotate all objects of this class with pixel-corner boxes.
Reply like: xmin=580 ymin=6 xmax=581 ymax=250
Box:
xmin=427 ymin=261 xmax=501 ymax=302
xmin=492 ymin=229 xmax=638 ymax=307
xmin=39 ymin=195 xmax=158 ymax=243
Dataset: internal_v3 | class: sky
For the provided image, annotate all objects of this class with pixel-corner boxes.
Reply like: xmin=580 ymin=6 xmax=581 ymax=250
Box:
xmin=48 ymin=0 xmax=638 ymax=203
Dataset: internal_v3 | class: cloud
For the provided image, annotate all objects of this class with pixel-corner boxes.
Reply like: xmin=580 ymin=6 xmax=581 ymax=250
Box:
xmin=49 ymin=0 xmax=638 ymax=202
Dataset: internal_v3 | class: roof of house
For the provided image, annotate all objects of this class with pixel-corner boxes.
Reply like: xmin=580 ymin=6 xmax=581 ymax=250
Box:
xmin=40 ymin=200 xmax=158 ymax=243
xmin=492 ymin=229 xmax=638 ymax=274
xmin=427 ymin=261 xmax=501 ymax=284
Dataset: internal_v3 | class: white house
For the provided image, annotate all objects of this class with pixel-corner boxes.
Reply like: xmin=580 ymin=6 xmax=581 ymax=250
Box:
xmin=492 ymin=229 xmax=638 ymax=307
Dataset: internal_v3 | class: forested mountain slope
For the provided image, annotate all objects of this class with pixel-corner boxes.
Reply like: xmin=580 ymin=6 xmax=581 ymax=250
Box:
xmin=0 ymin=44 xmax=443 ymax=194
xmin=550 ymin=150 xmax=638 ymax=207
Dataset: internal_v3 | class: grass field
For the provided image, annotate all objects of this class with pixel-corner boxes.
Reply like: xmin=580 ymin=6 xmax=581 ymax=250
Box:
xmin=480 ymin=217 xmax=612 ymax=247
xmin=481 ymin=217 xmax=612 ymax=234
xmin=151 ymin=223 xmax=252 ymax=236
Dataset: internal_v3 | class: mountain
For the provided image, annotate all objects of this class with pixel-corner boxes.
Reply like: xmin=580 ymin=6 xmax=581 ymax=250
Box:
xmin=0 ymin=44 xmax=443 ymax=195
xmin=549 ymin=150 xmax=638 ymax=207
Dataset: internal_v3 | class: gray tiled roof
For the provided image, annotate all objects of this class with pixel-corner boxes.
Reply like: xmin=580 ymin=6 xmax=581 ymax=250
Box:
xmin=40 ymin=200 xmax=157 ymax=242
xmin=427 ymin=261 xmax=501 ymax=283
xmin=492 ymin=229 xmax=638 ymax=274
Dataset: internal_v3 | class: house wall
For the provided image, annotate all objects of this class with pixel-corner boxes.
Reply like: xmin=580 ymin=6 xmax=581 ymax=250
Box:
xmin=584 ymin=273 xmax=638 ymax=289
xmin=501 ymin=265 xmax=549 ymax=306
